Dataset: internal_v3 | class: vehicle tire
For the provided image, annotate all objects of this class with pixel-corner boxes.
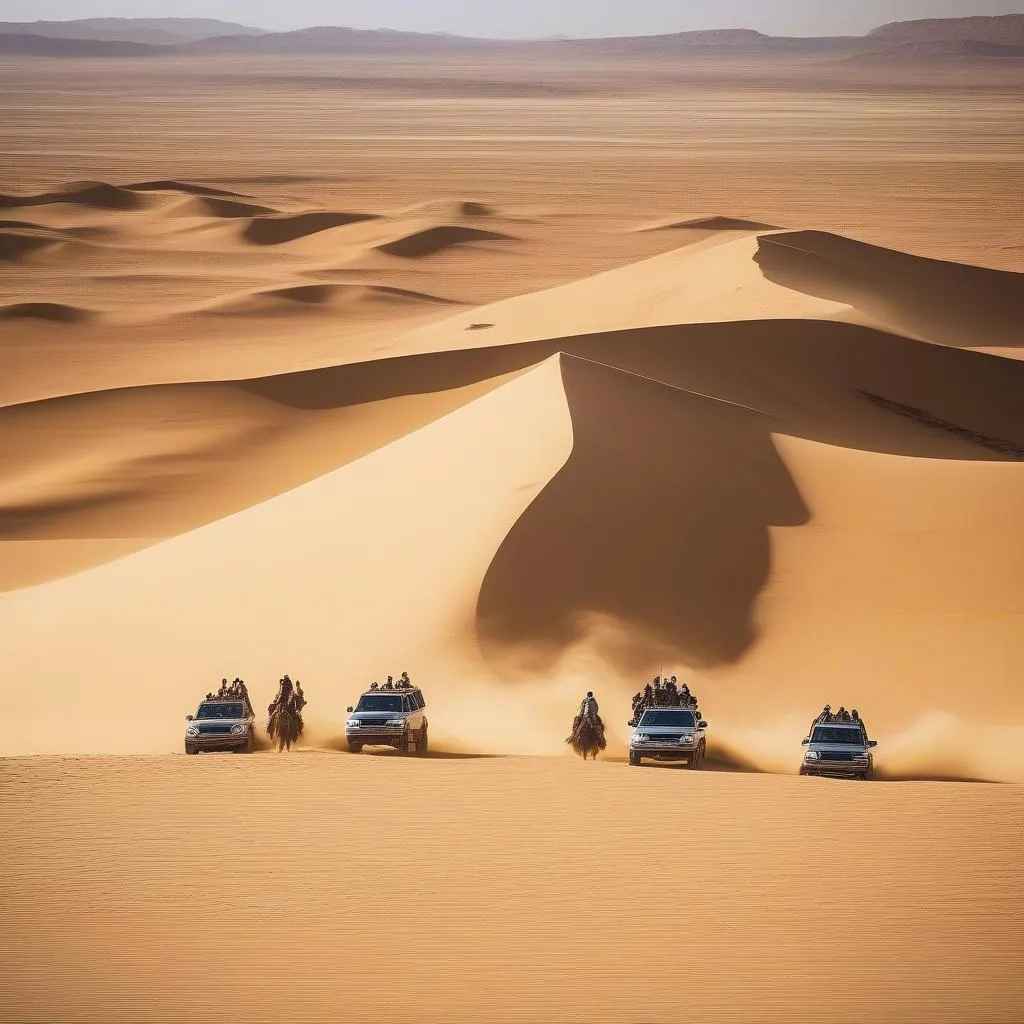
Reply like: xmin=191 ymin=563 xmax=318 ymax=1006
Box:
xmin=628 ymin=750 xmax=641 ymax=766
xmin=185 ymin=743 xmax=196 ymax=756
xmin=416 ymin=726 xmax=428 ymax=755
xmin=348 ymin=742 xmax=363 ymax=754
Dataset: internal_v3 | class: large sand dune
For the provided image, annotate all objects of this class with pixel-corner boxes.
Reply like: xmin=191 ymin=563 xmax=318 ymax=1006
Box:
xmin=1 ymin=47 xmax=1022 ymax=1024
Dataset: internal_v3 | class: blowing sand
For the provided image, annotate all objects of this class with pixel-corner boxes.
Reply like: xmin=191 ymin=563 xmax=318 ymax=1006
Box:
xmin=0 ymin=44 xmax=1022 ymax=1024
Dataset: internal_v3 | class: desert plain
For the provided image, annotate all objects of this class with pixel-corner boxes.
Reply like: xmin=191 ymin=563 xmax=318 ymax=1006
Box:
xmin=1 ymin=33 xmax=1023 ymax=1024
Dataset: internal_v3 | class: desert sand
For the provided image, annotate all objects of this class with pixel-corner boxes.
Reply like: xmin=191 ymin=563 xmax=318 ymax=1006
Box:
xmin=1 ymin=36 xmax=1023 ymax=1024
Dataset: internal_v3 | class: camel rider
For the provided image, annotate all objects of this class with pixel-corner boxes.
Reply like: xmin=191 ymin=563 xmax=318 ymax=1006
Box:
xmin=580 ymin=691 xmax=599 ymax=717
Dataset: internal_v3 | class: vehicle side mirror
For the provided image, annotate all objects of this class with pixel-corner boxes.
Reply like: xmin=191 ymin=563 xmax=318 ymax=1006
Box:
xmin=698 ymin=721 xmax=708 ymax=728
xmin=346 ymin=706 xmax=354 ymax=713
xmin=801 ymin=738 xmax=809 ymax=745
xmin=186 ymin=715 xmax=193 ymax=721
xmin=869 ymin=740 xmax=877 ymax=748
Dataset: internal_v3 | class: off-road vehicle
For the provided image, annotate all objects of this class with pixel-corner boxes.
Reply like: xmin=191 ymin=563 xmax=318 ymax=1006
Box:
xmin=800 ymin=722 xmax=877 ymax=779
xmin=628 ymin=706 xmax=707 ymax=768
xmin=185 ymin=698 xmax=255 ymax=755
xmin=345 ymin=687 xmax=428 ymax=754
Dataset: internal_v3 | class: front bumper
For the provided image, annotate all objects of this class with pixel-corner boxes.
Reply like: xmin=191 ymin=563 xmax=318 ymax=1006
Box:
xmin=801 ymin=759 xmax=869 ymax=777
xmin=187 ymin=732 xmax=250 ymax=750
xmin=631 ymin=743 xmax=698 ymax=760
xmin=346 ymin=729 xmax=404 ymax=745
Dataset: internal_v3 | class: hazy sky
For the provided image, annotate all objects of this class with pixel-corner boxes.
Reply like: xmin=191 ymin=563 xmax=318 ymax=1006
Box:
xmin=1 ymin=0 xmax=1022 ymax=37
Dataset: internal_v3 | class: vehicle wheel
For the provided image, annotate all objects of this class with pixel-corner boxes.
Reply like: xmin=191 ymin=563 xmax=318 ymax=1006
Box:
xmin=185 ymin=743 xmax=196 ymax=756
xmin=348 ymin=742 xmax=363 ymax=754
xmin=628 ymin=750 xmax=641 ymax=766
xmin=798 ymin=768 xmax=809 ymax=777
xmin=416 ymin=726 xmax=428 ymax=755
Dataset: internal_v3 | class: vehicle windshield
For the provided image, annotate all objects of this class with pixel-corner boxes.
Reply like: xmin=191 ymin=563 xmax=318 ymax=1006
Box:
xmin=811 ymin=726 xmax=865 ymax=745
xmin=355 ymin=695 xmax=403 ymax=713
xmin=196 ymin=702 xmax=245 ymax=720
xmin=639 ymin=709 xmax=696 ymax=728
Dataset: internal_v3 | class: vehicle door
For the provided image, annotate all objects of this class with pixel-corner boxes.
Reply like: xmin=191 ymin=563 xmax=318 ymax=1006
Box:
xmin=406 ymin=692 xmax=424 ymax=735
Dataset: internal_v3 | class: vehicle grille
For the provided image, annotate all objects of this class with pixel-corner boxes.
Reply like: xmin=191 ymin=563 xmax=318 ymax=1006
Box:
xmin=197 ymin=724 xmax=234 ymax=735
xmin=821 ymin=750 xmax=863 ymax=762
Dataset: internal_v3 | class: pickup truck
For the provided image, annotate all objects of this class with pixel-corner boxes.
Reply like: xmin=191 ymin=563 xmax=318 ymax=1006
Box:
xmin=345 ymin=687 xmax=428 ymax=755
xmin=185 ymin=698 xmax=255 ymax=755
xmin=628 ymin=706 xmax=707 ymax=768
xmin=800 ymin=722 xmax=877 ymax=779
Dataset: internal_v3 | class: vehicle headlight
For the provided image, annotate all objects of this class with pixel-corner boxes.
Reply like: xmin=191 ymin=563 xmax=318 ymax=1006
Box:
xmin=386 ymin=718 xmax=405 ymax=726
xmin=186 ymin=726 xmax=199 ymax=737
xmin=346 ymin=719 xmax=360 ymax=728
xmin=680 ymin=734 xmax=695 ymax=744
xmin=804 ymin=750 xmax=820 ymax=760
xmin=230 ymin=724 xmax=245 ymax=735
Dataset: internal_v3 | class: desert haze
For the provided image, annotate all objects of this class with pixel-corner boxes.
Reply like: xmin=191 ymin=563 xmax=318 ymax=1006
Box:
xmin=1 ymin=15 xmax=1023 ymax=1024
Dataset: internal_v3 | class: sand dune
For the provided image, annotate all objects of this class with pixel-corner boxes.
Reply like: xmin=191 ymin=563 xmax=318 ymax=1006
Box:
xmin=124 ymin=179 xmax=253 ymax=198
xmin=0 ymin=227 xmax=63 ymax=261
xmin=0 ymin=301 xmax=95 ymax=323
xmin=240 ymin=209 xmax=381 ymax=245
xmin=755 ymin=230 xmax=1024 ymax=351
xmin=202 ymin=282 xmax=461 ymax=316
xmin=0 ymin=180 xmax=149 ymax=211
xmin=376 ymin=224 xmax=518 ymax=259
xmin=637 ymin=214 xmax=781 ymax=233
xmin=165 ymin=195 xmax=278 ymax=219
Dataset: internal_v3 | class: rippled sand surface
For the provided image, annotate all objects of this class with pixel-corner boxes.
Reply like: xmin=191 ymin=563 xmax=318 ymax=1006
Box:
xmin=2 ymin=755 xmax=1023 ymax=1024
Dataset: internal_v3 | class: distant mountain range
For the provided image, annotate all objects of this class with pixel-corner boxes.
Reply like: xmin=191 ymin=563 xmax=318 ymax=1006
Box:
xmin=0 ymin=17 xmax=266 ymax=44
xmin=0 ymin=13 xmax=1021 ymax=58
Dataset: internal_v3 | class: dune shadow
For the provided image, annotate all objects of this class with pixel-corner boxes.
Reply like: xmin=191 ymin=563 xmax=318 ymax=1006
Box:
xmin=476 ymin=355 xmax=810 ymax=671
xmin=754 ymin=230 xmax=1024 ymax=350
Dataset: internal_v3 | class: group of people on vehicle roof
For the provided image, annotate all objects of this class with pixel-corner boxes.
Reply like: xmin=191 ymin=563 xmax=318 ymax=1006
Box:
xmin=811 ymin=705 xmax=868 ymax=734
xmin=367 ymin=672 xmax=414 ymax=692
xmin=204 ymin=677 xmax=252 ymax=709
xmin=632 ymin=676 xmax=699 ymax=720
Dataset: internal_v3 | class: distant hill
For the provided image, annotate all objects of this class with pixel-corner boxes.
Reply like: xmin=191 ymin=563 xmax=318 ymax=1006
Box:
xmin=0 ymin=17 xmax=266 ymax=45
xmin=868 ymin=15 xmax=1024 ymax=46
xmin=187 ymin=25 xmax=508 ymax=54
xmin=0 ymin=32 xmax=161 ymax=57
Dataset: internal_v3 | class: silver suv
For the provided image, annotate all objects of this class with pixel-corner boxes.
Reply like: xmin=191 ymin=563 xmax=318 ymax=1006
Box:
xmin=800 ymin=722 xmax=877 ymax=779
xmin=628 ymin=707 xmax=707 ymax=768
xmin=185 ymin=698 xmax=255 ymax=755
xmin=346 ymin=687 xmax=428 ymax=754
